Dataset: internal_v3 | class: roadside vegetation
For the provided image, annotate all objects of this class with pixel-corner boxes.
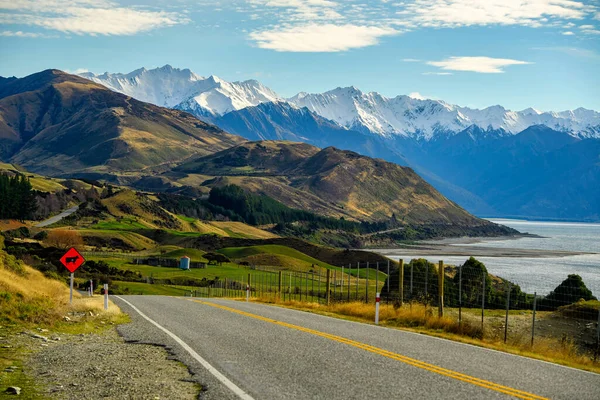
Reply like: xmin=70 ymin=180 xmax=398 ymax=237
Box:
xmin=248 ymin=296 xmax=600 ymax=374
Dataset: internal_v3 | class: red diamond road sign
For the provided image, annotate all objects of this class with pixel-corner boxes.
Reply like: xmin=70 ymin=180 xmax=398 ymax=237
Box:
xmin=60 ymin=247 xmax=85 ymax=273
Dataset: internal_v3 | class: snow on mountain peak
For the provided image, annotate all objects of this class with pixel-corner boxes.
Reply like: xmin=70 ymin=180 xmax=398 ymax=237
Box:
xmin=78 ymin=65 xmax=600 ymax=140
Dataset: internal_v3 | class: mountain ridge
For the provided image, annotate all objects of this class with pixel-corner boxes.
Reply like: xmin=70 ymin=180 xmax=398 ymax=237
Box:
xmin=77 ymin=65 xmax=600 ymax=141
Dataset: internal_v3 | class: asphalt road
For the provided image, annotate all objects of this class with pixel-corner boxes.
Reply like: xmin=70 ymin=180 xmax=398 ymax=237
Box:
xmin=113 ymin=296 xmax=600 ymax=400
xmin=35 ymin=205 xmax=79 ymax=228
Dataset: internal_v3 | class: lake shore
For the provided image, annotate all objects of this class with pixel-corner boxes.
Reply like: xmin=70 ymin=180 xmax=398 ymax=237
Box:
xmin=369 ymin=235 xmax=594 ymax=258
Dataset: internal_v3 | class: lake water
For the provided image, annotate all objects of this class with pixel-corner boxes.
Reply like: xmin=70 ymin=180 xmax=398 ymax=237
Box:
xmin=381 ymin=219 xmax=600 ymax=297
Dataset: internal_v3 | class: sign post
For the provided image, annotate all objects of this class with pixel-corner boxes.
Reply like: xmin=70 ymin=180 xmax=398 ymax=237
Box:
xmin=59 ymin=248 xmax=86 ymax=305
xmin=375 ymin=292 xmax=380 ymax=325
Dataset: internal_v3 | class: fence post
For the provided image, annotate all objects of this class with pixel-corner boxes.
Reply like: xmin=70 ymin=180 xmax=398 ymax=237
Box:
xmin=278 ymin=271 xmax=282 ymax=299
xmin=376 ymin=262 xmax=379 ymax=298
xmin=399 ymin=259 xmax=404 ymax=307
xmin=424 ymin=262 xmax=428 ymax=306
xmin=375 ymin=293 xmax=380 ymax=325
xmin=333 ymin=270 xmax=337 ymax=301
xmin=438 ymin=260 xmax=444 ymax=318
xmin=305 ymin=272 xmax=309 ymax=302
xmin=531 ymin=292 xmax=537 ymax=347
xmin=316 ymin=269 xmax=320 ymax=303
xmin=387 ymin=260 xmax=390 ymax=295
xmin=596 ymin=300 xmax=600 ymax=358
xmin=365 ymin=262 xmax=369 ymax=303
xmin=504 ymin=282 xmax=511 ymax=343
xmin=248 ymin=273 xmax=251 ymax=298
xmin=481 ymin=272 xmax=486 ymax=332
xmin=458 ymin=265 xmax=462 ymax=326
xmin=70 ymin=273 xmax=74 ymax=305
xmin=347 ymin=264 xmax=351 ymax=302
xmin=356 ymin=262 xmax=360 ymax=301
xmin=312 ymin=270 xmax=315 ymax=302
xmin=326 ymin=269 xmax=331 ymax=305
xmin=410 ymin=262 xmax=413 ymax=295
xmin=103 ymin=283 xmax=108 ymax=310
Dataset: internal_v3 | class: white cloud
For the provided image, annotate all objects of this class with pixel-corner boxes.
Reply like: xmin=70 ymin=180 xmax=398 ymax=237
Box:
xmin=580 ymin=24 xmax=600 ymax=34
xmin=249 ymin=23 xmax=398 ymax=52
xmin=427 ymin=56 xmax=532 ymax=73
xmin=422 ymin=71 xmax=453 ymax=75
xmin=0 ymin=30 xmax=49 ymax=37
xmin=398 ymin=0 xmax=591 ymax=28
xmin=248 ymin=0 xmax=342 ymax=21
xmin=408 ymin=92 xmax=428 ymax=99
xmin=0 ymin=0 xmax=188 ymax=36
xmin=65 ymin=68 xmax=90 ymax=74
xmin=562 ymin=31 xmax=575 ymax=35
xmin=402 ymin=58 xmax=421 ymax=62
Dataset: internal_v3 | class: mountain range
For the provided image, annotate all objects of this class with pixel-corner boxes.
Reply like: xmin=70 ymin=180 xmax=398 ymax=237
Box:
xmin=78 ymin=65 xmax=600 ymax=221
xmin=0 ymin=69 xmax=516 ymax=238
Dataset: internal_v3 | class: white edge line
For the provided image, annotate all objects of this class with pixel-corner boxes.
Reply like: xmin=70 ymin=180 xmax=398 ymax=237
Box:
xmin=203 ymin=298 xmax=600 ymax=377
xmin=114 ymin=296 xmax=255 ymax=400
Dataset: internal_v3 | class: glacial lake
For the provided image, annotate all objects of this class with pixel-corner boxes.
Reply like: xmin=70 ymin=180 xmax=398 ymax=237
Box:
xmin=378 ymin=219 xmax=600 ymax=297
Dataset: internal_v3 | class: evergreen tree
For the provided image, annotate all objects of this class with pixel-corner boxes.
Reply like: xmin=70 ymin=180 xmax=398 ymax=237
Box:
xmin=0 ymin=173 xmax=38 ymax=220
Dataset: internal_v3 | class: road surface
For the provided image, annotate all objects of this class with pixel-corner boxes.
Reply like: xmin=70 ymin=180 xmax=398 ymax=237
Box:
xmin=35 ymin=205 xmax=79 ymax=228
xmin=113 ymin=296 xmax=600 ymax=400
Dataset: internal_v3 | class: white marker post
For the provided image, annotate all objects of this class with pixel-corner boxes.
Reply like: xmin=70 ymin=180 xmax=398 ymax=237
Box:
xmin=90 ymin=279 xmax=93 ymax=297
xmin=103 ymin=284 xmax=108 ymax=310
xmin=69 ymin=273 xmax=74 ymax=305
xmin=246 ymin=284 xmax=250 ymax=302
xmin=375 ymin=292 xmax=380 ymax=325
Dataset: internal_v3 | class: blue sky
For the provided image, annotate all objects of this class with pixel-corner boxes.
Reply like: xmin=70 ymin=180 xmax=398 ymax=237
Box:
xmin=1 ymin=0 xmax=599 ymax=111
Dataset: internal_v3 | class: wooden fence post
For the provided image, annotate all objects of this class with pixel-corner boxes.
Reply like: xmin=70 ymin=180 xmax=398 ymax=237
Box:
xmin=399 ymin=259 xmax=404 ymax=307
xmin=278 ymin=271 xmax=282 ymax=299
xmin=438 ymin=260 xmax=444 ymax=317
xmin=326 ymin=269 xmax=331 ymax=306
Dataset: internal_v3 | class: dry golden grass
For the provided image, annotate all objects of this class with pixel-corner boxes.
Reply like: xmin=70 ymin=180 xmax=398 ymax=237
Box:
xmin=0 ymin=219 xmax=29 ymax=232
xmin=210 ymin=221 xmax=279 ymax=239
xmin=246 ymin=297 xmax=600 ymax=373
xmin=0 ymin=259 xmax=120 ymax=327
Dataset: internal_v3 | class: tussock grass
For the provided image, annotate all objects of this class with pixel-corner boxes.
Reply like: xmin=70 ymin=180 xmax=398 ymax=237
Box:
xmin=247 ymin=296 xmax=600 ymax=373
xmin=1 ymin=238 xmax=122 ymax=328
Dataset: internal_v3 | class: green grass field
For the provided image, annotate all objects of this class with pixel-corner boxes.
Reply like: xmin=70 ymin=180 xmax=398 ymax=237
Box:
xmin=219 ymin=245 xmax=336 ymax=269
xmin=90 ymin=218 xmax=148 ymax=231
xmin=161 ymin=248 xmax=207 ymax=261
xmin=218 ymin=245 xmax=387 ymax=280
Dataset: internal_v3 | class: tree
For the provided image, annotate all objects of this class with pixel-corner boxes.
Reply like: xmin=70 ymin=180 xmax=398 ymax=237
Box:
xmin=45 ymin=230 xmax=84 ymax=250
xmin=540 ymin=274 xmax=596 ymax=310
xmin=204 ymin=252 xmax=230 ymax=266
xmin=454 ymin=257 xmax=492 ymax=307
xmin=0 ymin=173 xmax=37 ymax=221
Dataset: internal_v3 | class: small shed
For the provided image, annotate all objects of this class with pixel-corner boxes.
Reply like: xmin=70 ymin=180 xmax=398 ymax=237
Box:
xmin=180 ymin=256 xmax=191 ymax=270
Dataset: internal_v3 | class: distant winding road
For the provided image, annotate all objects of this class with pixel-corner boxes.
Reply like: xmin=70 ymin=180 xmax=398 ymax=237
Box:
xmin=35 ymin=205 xmax=79 ymax=228
xmin=112 ymin=296 xmax=600 ymax=400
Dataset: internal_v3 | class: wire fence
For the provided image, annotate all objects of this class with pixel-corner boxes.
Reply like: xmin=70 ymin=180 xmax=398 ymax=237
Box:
xmin=186 ymin=258 xmax=600 ymax=359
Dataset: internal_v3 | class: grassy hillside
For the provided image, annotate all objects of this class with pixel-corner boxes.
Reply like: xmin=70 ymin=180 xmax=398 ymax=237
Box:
xmin=172 ymin=142 xmax=514 ymax=236
xmin=218 ymin=245 xmax=335 ymax=269
xmin=0 ymin=70 xmax=244 ymax=176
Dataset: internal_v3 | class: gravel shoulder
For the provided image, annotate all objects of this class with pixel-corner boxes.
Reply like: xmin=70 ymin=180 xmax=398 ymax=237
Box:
xmin=2 ymin=327 xmax=199 ymax=399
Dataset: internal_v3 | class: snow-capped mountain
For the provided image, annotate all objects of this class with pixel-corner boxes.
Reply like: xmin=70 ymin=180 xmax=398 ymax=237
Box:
xmin=288 ymin=87 xmax=600 ymax=140
xmin=79 ymin=65 xmax=600 ymax=140
xmin=80 ymin=65 xmax=206 ymax=108
xmin=80 ymin=65 xmax=281 ymax=116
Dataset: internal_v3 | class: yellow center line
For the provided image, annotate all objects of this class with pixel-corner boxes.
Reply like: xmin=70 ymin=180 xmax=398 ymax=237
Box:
xmin=189 ymin=299 xmax=548 ymax=400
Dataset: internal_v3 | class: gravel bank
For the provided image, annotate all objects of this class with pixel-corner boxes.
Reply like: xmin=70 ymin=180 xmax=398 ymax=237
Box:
xmin=21 ymin=328 xmax=198 ymax=399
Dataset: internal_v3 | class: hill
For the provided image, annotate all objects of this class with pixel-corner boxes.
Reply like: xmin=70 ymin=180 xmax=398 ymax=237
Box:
xmin=172 ymin=141 xmax=512 ymax=234
xmin=0 ymin=70 xmax=244 ymax=176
